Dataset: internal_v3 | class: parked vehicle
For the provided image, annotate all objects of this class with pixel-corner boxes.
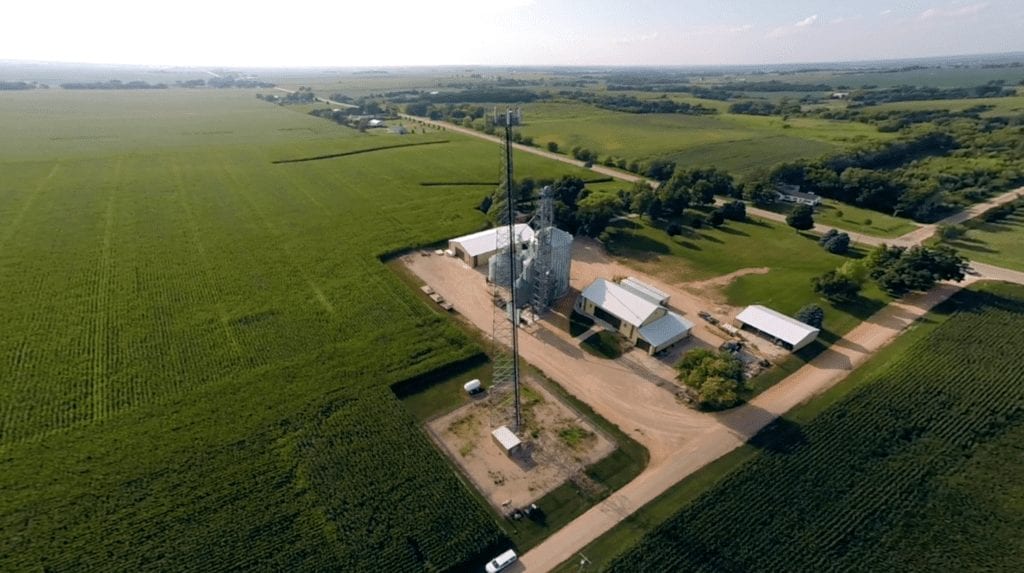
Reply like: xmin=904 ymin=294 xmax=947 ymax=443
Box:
xmin=698 ymin=311 xmax=718 ymax=324
xmin=485 ymin=549 xmax=518 ymax=573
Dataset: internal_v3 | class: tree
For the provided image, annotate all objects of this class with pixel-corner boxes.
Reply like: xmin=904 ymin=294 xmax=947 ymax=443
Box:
xmin=630 ymin=184 xmax=656 ymax=217
xmin=812 ymin=270 xmax=861 ymax=303
xmin=693 ymin=180 xmax=715 ymax=205
xmin=746 ymin=181 xmax=778 ymax=207
xmin=698 ymin=376 xmax=739 ymax=410
xmin=709 ymin=209 xmax=726 ymax=227
xmin=866 ymin=244 xmax=968 ymax=296
xmin=645 ymin=159 xmax=676 ymax=181
xmin=676 ymin=349 xmax=743 ymax=410
xmin=786 ymin=204 xmax=815 ymax=231
xmin=546 ymin=141 xmax=559 ymax=153
xmin=646 ymin=196 xmax=663 ymax=221
xmin=820 ymin=231 xmax=850 ymax=254
xmin=666 ymin=222 xmax=682 ymax=236
xmin=721 ymin=200 xmax=747 ymax=222
xmin=794 ymin=304 xmax=825 ymax=329
xmin=575 ymin=194 xmax=620 ymax=237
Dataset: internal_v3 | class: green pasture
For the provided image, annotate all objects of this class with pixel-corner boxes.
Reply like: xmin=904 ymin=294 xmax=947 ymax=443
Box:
xmin=603 ymin=282 xmax=1024 ymax=572
xmin=864 ymin=94 xmax=1024 ymax=117
xmin=0 ymin=89 xmax=601 ymax=571
xmin=939 ymin=210 xmax=1024 ymax=272
xmin=557 ymin=281 xmax=1024 ymax=571
xmin=761 ymin=198 xmax=919 ymax=238
xmin=517 ymin=101 xmax=890 ymax=177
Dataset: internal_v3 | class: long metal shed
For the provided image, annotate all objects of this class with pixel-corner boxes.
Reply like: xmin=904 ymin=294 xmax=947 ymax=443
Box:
xmin=735 ymin=305 xmax=819 ymax=351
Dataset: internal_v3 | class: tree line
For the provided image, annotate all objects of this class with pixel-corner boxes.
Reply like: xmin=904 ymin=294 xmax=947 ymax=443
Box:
xmin=60 ymin=80 xmax=167 ymax=90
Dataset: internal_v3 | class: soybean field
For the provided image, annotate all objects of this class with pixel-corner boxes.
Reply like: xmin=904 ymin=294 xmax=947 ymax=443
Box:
xmin=0 ymin=89 xmax=595 ymax=571
xmin=608 ymin=283 xmax=1024 ymax=573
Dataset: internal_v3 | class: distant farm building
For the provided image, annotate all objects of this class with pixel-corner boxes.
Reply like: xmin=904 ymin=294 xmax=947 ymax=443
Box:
xmin=735 ymin=305 xmax=819 ymax=351
xmin=575 ymin=278 xmax=693 ymax=355
xmin=831 ymin=91 xmax=850 ymax=99
xmin=775 ymin=184 xmax=822 ymax=207
xmin=448 ymin=224 xmax=535 ymax=268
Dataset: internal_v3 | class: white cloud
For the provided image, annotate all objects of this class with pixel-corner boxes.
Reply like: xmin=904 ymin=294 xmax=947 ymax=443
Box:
xmin=612 ymin=32 xmax=659 ymax=45
xmin=728 ymin=24 xmax=754 ymax=33
xmin=920 ymin=2 xmax=990 ymax=20
xmin=880 ymin=9 xmax=893 ymax=16
xmin=767 ymin=14 xmax=818 ymax=38
xmin=795 ymin=14 xmax=819 ymax=27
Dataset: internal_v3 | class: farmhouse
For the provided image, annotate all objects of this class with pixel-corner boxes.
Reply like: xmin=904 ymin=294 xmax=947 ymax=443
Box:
xmin=448 ymin=224 xmax=535 ymax=267
xmin=575 ymin=278 xmax=693 ymax=354
xmin=735 ymin=305 xmax=819 ymax=351
xmin=775 ymin=184 xmax=822 ymax=207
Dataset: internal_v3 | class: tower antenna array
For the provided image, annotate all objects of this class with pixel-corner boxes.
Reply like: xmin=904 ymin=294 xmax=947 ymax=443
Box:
xmin=490 ymin=108 xmax=522 ymax=433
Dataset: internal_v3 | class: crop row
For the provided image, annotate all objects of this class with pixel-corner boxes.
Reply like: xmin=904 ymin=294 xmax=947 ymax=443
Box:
xmin=609 ymin=286 xmax=1024 ymax=573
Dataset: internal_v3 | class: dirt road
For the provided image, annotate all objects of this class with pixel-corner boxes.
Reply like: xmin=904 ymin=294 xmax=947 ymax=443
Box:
xmin=397 ymin=113 xmax=654 ymax=186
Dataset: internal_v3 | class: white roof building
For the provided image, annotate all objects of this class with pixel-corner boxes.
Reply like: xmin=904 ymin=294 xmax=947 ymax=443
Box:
xmin=448 ymin=224 xmax=535 ymax=267
xmin=620 ymin=277 xmax=670 ymax=306
xmin=576 ymin=278 xmax=693 ymax=354
xmin=735 ymin=305 xmax=820 ymax=351
xmin=639 ymin=312 xmax=695 ymax=349
xmin=491 ymin=426 xmax=522 ymax=454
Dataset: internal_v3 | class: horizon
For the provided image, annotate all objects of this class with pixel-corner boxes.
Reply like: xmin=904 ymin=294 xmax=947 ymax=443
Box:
xmin=4 ymin=1 xmax=1023 ymax=68
xmin=5 ymin=49 xmax=1024 ymax=72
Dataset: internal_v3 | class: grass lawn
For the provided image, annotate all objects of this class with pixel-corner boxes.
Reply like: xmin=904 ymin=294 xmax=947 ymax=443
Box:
xmin=938 ymin=210 xmax=1024 ymax=272
xmin=760 ymin=198 xmax=919 ymax=238
xmin=517 ymin=101 xmax=891 ymax=178
xmin=581 ymin=331 xmax=624 ymax=359
xmin=556 ymin=281 xmax=1024 ymax=571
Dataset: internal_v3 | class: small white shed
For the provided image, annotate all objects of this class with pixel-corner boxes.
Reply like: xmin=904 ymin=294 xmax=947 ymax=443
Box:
xmin=463 ymin=379 xmax=482 ymax=394
xmin=491 ymin=426 xmax=522 ymax=454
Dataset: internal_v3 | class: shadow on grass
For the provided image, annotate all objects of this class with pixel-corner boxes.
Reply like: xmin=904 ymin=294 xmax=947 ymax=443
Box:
xmin=697 ymin=232 xmax=724 ymax=244
xmin=717 ymin=225 xmax=749 ymax=237
xmin=608 ymin=233 xmax=671 ymax=261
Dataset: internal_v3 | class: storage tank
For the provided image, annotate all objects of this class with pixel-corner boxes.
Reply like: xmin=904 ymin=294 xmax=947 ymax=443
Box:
xmin=488 ymin=247 xmax=524 ymax=287
xmin=547 ymin=227 xmax=573 ymax=299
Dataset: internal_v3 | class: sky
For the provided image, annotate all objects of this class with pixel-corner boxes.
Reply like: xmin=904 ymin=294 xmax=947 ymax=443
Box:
xmin=3 ymin=0 xmax=1023 ymax=67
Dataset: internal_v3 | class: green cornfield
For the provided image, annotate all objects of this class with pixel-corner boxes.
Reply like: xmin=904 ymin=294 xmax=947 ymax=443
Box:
xmin=609 ymin=284 xmax=1024 ymax=572
xmin=0 ymin=89 xmax=595 ymax=571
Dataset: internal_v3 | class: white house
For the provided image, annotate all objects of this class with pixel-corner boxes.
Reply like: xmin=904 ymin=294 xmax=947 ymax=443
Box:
xmin=448 ymin=224 xmax=535 ymax=267
xmin=735 ymin=305 xmax=819 ymax=351
xmin=775 ymin=184 xmax=822 ymax=207
xmin=575 ymin=278 xmax=693 ymax=354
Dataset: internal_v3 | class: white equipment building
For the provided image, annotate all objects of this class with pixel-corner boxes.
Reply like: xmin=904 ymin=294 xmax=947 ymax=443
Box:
xmin=448 ymin=224 xmax=535 ymax=268
xmin=735 ymin=305 xmax=820 ymax=351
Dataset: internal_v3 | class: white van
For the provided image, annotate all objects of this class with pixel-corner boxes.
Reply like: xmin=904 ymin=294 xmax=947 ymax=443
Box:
xmin=485 ymin=549 xmax=517 ymax=573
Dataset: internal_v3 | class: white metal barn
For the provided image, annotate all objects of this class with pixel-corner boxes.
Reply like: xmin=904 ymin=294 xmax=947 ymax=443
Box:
xmin=735 ymin=305 xmax=820 ymax=351
xmin=448 ymin=224 xmax=535 ymax=268
xmin=575 ymin=278 xmax=693 ymax=355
